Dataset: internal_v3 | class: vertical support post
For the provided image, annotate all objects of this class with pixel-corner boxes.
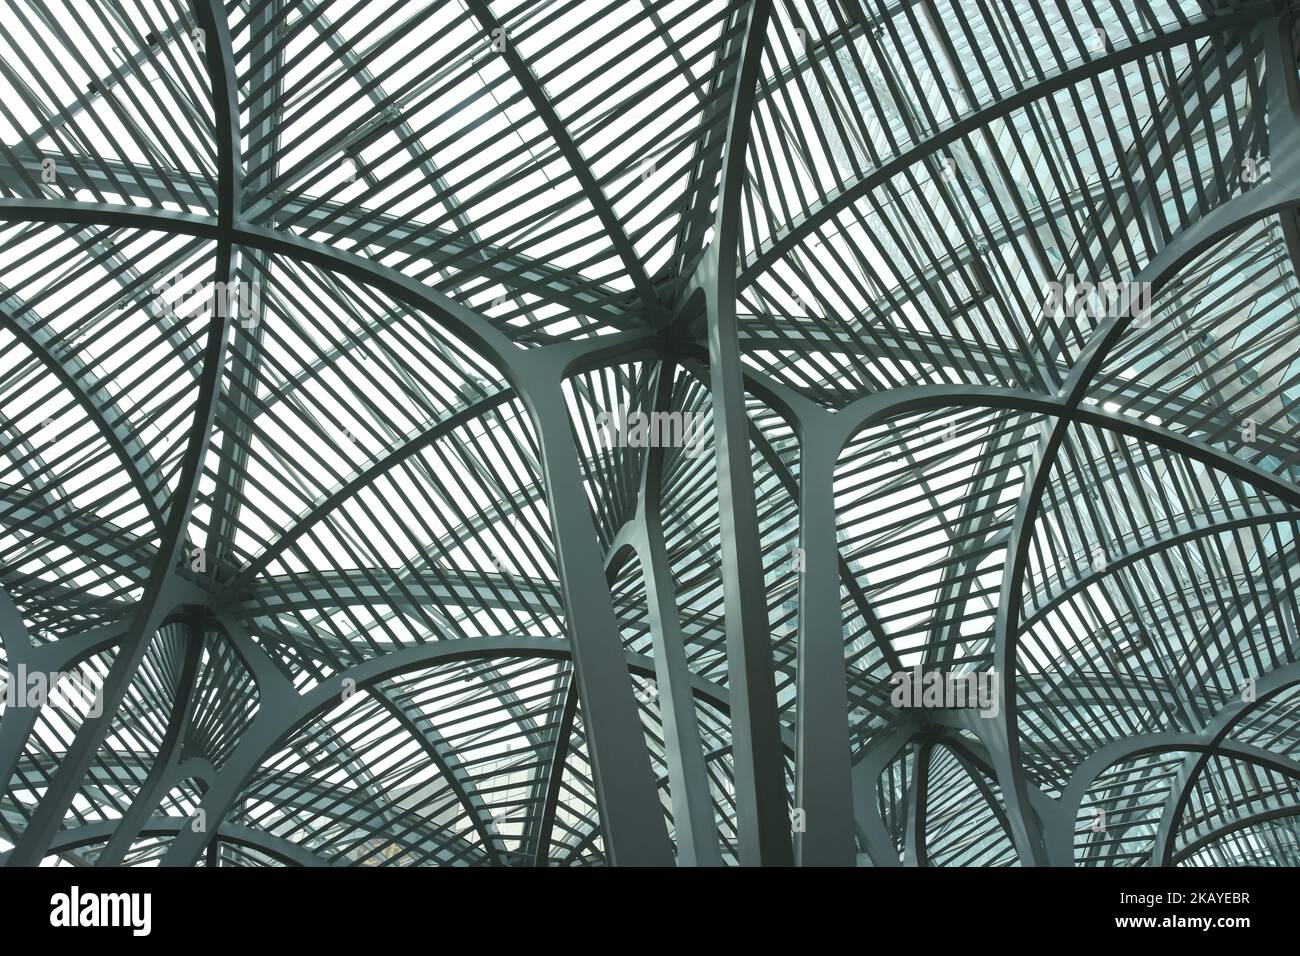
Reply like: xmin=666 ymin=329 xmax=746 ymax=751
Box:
xmin=637 ymin=529 xmax=722 ymax=865
xmin=851 ymin=727 xmax=912 ymax=866
xmin=516 ymin=361 xmax=673 ymax=866
xmin=793 ymin=432 xmax=856 ymax=864
xmin=902 ymin=741 xmax=931 ymax=867
xmin=696 ymin=0 xmax=789 ymax=867
xmin=699 ymin=254 xmax=792 ymax=865
xmin=637 ymin=366 xmax=722 ymax=862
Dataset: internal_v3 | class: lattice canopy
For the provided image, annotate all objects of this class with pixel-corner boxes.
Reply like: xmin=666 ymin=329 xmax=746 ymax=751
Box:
xmin=0 ymin=0 xmax=1299 ymax=867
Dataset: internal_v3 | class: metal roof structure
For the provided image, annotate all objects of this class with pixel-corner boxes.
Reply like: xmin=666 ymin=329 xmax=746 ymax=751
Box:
xmin=0 ymin=0 xmax=1299 ymax=867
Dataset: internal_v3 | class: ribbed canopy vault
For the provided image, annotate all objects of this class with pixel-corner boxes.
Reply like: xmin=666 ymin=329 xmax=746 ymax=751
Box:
xmin=1 ymin=0 xmax=1299 ymax=867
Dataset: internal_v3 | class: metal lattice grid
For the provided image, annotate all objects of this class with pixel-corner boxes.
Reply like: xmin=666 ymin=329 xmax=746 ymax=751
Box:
xmin=0 ymin=0 xmax=1298 ymax=867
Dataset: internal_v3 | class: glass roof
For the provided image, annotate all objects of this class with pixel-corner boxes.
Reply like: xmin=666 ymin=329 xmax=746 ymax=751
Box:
xmin=0 ymin=0 xmax=1298 ymax=867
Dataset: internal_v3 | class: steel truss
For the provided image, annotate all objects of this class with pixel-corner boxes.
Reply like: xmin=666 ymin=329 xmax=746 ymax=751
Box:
xmin=1 ymin=0 xmax=1299 ymax=866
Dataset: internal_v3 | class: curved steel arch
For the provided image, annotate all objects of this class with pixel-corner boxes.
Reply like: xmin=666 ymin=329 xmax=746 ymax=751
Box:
xmin=1 ymin=0 xmax=1298 ymax=868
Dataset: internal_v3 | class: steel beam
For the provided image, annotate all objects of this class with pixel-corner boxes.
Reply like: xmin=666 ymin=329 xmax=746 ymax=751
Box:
xmin=634 ymin=362 xmax=722 ymax=865
xmin=458 ymin=0 xmax=665 ymax=325
xmin=739 ymin=4 xmax=1274 ymax=286
xmin=687 ymin=0 xmax=791 ymax=867
xmin=792 ymin=424 xmax=856 ymax=865
xmin=2 ymin=0 xmax=241 ymax=865
xmin=512 ymin=355 xmax=673 ymax=865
